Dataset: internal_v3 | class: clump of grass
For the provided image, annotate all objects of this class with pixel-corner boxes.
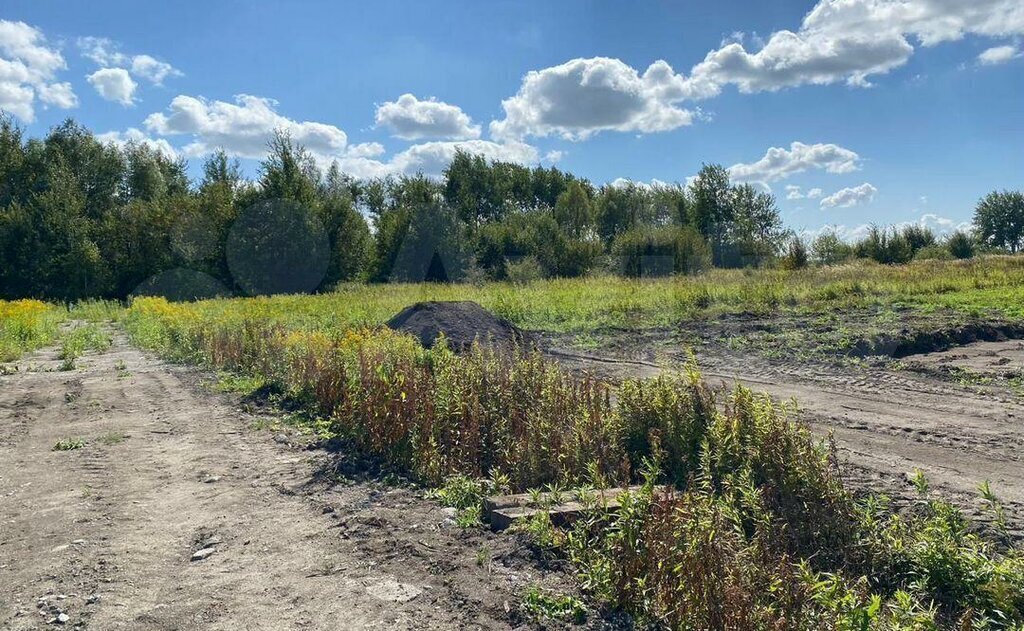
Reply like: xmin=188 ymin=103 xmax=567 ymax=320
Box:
xmin=53 ymin=438 xmax=85 ymax=451
xmin=521 ymin=585 xmax=586 ymax=624
xmin=98 ymin=432 xmax=125 ymax=446
xmin=59 ymin=323 xmax=112 ymax=369
xmin=428 ymin=473 xmax=510 ymax=528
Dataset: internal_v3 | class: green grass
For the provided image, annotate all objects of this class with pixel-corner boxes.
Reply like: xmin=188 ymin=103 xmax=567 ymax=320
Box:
xmin=53 ymin=438 xmax=85 ymax=451
xmin=58 ymin=323 xmax=112 ymax=369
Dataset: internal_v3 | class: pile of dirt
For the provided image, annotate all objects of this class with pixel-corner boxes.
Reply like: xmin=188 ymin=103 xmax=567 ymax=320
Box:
xmin=386 ymin=301 xmax=531 ymax=353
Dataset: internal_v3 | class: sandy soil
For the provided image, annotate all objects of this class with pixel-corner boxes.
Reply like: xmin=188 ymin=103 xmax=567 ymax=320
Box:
xmin=0 ymin=331 xmax=588 ymax=631
xmin=548 ymin=334 xmax=1024 ymax=533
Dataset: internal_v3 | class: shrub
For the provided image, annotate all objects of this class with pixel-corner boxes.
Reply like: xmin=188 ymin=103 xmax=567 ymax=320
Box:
xmin=914 ymin=244 xmax=953 ymax=261
xmin=947 ymin=230 xmax=976 ymax=260
xmin=811 ymin=232 xmax=854 ymax=266
xmin=780 ymin=236 xmax=809 ymax=270
xmin=611 ymin=225 xmax=711 ymax=277
xmin=854 ymin=226 xmax=914 ymax=265
xmin=505 ymin=255 xmax=546 ymax=284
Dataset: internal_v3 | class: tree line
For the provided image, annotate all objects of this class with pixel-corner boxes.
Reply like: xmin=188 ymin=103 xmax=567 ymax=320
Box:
xmin=0 ymin=116 xmax=1021 ymax=301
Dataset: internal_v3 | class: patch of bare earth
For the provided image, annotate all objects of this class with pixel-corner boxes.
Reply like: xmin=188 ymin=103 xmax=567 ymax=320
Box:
xmin=0 ymin=331 xmax=589 ymax=630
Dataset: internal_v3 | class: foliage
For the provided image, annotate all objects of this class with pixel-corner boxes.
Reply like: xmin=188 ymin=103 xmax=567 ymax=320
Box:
xmin=812 ymin=231 xmax=855 ymax=266
xmin=781 ymin=236 xmax=810 ymax=270
xmin=53 ymin=438 xmax=85 ymax=451
xmin=611 ymin=225 xmax=711 ymax=277
xmin=974 ymin=190 xmax=1024 ymax=253
xmin=0 ymin=299 xmax=64 ymax=361
xmin=521 ymin=586 xmax=587 ymax=624
xmin=946 ymin=230 xmax=976 ymax=260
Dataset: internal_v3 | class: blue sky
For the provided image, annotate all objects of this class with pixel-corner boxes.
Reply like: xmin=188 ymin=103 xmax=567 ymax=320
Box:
xmin=2 ymin=0 xmax=1022 ymax=237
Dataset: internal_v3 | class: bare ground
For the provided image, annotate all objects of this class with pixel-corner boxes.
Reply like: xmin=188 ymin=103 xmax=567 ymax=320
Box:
xmin=0 ymin=331 xmax=588 ymax=631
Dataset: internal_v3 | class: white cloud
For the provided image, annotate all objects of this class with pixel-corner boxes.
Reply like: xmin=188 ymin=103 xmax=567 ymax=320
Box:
xmin=96 ymin=127 xmax=178 ymax=159
xmin=681 ymin=0 xmax=1024 ymax=98
xmin=78 ymin=36 xmax=127 ymax=67
xmin=385 ymin=139 xmax=541 ymax=178
xmin=608 ymin=177 xmax=672 ymax=190
xmin=820 ymin=182 xmax=877 ymax=208
xmin=36 ymin=81 xmax=77 ymax=109
xmin=375 ymin=94 xmax=480 ymax=140
xmin=978 ymin=44 xmax=1021 ymax=65
xmin=78 ymin=36 xmax=182 ymax=85
xmin=143 ymin=93 xmax=544 ymax=180
xmin=0 ymin=20 xmax=77 ymax=121
xmin=87 ymin=68 xmax=137 ymax=106
xmin=786 ymin=185 xmax=826 ymax=200
xmin=490 ymin=57 xmax=704 ymax=141
xmin=729 ymin=141 xmax=861 ymax=183
xmin=145 ymin=94 xmax=349 ymax=159
xmin=131 ymin=54 xmax=183 ymax=85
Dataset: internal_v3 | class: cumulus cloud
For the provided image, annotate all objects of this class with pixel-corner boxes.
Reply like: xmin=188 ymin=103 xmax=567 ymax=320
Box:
xmin=819 ymin=182 xmax=877 ymax=208
xmin=729 ymin=142 xmax=861 ymax=183
xmin=609 ymin=177 xmax=673 ymax=190
xmin=680 ymin=0 xmax=1024 ymax=98
xmin=0 ymin=20 xmax=77 ymax=121
xmin=143 ymin=93 xmax=545 ymax=180
xmin=375 ymin=94 xmax=480 ymax=140
xmin=490 ymin=57 xmax=704 ymax=141
xmin=131 ymin=54 xmax=183 ymax=84
xmin=786 ymin=185 xmax=825 ymax=200
xmin=87 ymin=68 xmax=137 ymax=106
xmin=145 ymin=94 xmax=349 ymax=159
xmin=978 ymin=44 xmax=1021 ymax=65
xmin=78 ymin=36 xmax=182 ymax=85
xmin=96 ymin=127 xmax=178 ymax=159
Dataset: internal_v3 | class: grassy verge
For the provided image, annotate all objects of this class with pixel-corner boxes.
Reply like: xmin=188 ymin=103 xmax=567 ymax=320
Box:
xmin=0 ymin=299 xmax=65 ymax=362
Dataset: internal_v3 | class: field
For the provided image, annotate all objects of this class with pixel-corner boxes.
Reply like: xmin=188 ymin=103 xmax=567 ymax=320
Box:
xmin=4 ymin=257 xmax=1024 ymax=629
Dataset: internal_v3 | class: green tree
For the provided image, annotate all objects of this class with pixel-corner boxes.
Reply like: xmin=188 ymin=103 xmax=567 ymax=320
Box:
xmin=973 ymin=190 xmax=1024 ymax=253
xmin=553 ymin=180 xmax=594 ymax=239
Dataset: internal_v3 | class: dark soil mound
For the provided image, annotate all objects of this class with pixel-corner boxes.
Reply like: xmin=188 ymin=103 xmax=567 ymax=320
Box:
xmin=386 ymin=301 xmax=531 ymax=353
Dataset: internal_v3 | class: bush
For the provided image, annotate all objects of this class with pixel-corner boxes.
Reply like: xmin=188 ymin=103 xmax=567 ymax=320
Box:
xmin=611 ymin=225 xmax=711 ymax=277
xmin=811 ymin=232 xmax=854 ymax=266
xmin=504 ymin=255 xmax=545 ymax=284
xmin=854 ymin=226 xmax=914 ymax=265
xmin=780 ymin=236 xmax=809 ymax=270
xmin=947 ymin=230 xmax=976 ymax=260
xmin=914 ymin=244 xmax=953 ymax=261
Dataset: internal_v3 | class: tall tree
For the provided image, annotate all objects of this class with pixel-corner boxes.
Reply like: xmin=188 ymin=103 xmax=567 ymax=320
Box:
xmin=974 ymin=190 xmax=1024 ymax=253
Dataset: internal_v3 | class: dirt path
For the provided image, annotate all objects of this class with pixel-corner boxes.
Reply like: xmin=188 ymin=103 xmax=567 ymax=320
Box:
xmin=549 ymin=342 xmax=1024 ymax=529
xmin=0 ymin=331 xmax=579 ymax=630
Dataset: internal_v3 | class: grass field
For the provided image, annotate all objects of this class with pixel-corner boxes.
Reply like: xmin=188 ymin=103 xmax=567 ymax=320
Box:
xmin=125 ymin=256 xmax=1024 ymax=340
xmin=116 ymin=256 xmax=1024 ymax=629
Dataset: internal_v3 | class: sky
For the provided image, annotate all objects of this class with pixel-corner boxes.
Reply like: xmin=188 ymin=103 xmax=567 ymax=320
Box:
xmin=1 ymin=0 xmax=1022 ymax=238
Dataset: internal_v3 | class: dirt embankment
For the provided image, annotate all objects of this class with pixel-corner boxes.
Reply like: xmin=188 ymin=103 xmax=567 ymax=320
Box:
xmin=0 ymin=331 xmax=585 ymax=630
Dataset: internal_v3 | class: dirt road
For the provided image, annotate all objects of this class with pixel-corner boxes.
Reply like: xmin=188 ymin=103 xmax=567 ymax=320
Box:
xmin=0 ymin=332 xmax=578 ymax=630
xmin=550 ymin=338 xmax=1024 ymax=530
